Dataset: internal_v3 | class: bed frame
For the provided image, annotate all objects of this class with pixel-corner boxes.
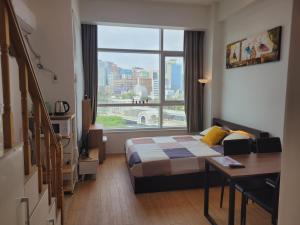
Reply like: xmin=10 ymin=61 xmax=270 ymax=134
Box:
xmin=127 ymin=118 xmax=269 ymax=193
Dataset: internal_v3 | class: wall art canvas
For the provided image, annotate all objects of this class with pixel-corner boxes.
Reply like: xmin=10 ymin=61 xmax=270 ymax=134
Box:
xmin=226 ymin=26 xmax=282 ymax=69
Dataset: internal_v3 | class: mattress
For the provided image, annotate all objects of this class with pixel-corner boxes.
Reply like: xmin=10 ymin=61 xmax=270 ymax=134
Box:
xmin=125 ymin=135 xmax=222 ymax=178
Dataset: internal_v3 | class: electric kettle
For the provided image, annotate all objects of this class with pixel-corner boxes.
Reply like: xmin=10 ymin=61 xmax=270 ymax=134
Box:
xmin=54 ymin=101 xmax=70 ymax=115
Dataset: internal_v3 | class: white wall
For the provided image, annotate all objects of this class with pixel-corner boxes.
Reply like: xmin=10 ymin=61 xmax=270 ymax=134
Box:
xmin=202 ymin=5 xmax=214 ymax=129
xmin=27 ymin=0 xmax=76 ymax=115
xmin=217 ymin=0 xmax=258 ymax=22
xmin=216 ymin=0 xmax=293 ymax=138
xmin=205 ymin=3 xmax=224 ymax=128
xmin=80 ymin=0 xmax=210 ymax=29
xmin=71 ymin=0 xmax=85 ymax=142
xmin=26 ymin=0 xmax=85 ymax=143
xmin=13 ymin=0 xmax=36 ymax=32
xmin=278 ymin=0 xmax=300 ymax=224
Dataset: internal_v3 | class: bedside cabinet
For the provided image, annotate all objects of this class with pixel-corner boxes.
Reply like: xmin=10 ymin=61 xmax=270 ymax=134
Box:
xmin=88 ymin=124 xmax=107 ymax=164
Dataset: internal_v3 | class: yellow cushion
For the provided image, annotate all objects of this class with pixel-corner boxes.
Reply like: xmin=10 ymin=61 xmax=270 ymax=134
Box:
xmin=202 ymin=126 xmax=229 ymax=146
xmin=230 ymin=130 xmax=255 ymax=139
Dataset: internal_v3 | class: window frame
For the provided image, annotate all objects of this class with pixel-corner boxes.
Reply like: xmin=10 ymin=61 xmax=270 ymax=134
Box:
xmin=97 ymin=27 xmax=186 ymax=130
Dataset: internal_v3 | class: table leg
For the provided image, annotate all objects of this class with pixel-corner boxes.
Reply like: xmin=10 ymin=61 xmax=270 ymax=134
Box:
xmin=204 ymin=161 xmax=218 ymax=225
xmin=228 ymin=180 xmax=236 ymax=225
xmin=204 ymin=161 xmax=210 ymax=216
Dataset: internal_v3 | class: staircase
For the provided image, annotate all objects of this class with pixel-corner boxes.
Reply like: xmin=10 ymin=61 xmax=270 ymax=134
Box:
xmin=0 ymin=0 xmax=64 ymax=224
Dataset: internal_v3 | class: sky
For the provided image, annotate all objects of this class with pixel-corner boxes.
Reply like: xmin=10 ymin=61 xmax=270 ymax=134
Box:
xmin=98 ymin=52 xmax=159 ymax=70
xmin=97 ymin=25 xmax=183 ymax=69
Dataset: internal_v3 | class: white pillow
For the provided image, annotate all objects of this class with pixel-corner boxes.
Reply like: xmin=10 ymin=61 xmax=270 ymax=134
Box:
xmin=221 ymin=132 xmax=249 ymax=145
xmin=200 ymin=126 xmax=221 ymax=136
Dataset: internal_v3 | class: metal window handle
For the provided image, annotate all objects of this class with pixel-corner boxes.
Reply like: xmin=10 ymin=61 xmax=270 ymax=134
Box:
xmin=19 ymin=197 xmax=30 ymax=225
xmin=48 ymin=219 xmax=55 ymax=225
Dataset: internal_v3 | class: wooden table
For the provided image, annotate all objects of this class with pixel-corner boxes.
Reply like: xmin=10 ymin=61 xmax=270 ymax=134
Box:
xmin=204 ymin=153 xmax=281 ymax=225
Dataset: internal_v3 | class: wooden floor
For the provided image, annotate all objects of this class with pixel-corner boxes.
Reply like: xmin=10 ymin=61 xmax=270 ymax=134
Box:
xmin=65 ymin=154 xmax=271 ymax=225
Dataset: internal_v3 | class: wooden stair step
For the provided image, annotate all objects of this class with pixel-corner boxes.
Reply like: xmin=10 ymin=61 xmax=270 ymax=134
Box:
xmin=24 ymin=165 xmax=38 ymax=184
xmin=48 ymin=197 xmax=57 ymax=224
xmin=56 ymin=209 xmax=62 ymax=225
xmin=29 ymin=185 xmax=49 ymax=225
xmin=24 ymin=167 xmax=39 ymax=216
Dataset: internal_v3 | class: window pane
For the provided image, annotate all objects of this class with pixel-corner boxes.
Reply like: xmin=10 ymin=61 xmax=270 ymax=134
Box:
xmin=97 ymin=106 xmax=160 ymax=129
xmin=98 ymin=25 xmax=160 ymax=50
xmin=165 ymin=57 xmax=184 ymax=101
xmin=98 ymin=52 xmax=160 ymax=104
xmin=163 ymin=29 xmax=184 ymax=51
xmin=163 ymin=106 xmax=186 ymax=128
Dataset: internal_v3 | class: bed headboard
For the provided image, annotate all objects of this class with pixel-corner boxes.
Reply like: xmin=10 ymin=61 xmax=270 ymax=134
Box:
xmin=212 ymin=118 xmax=269 ymax=138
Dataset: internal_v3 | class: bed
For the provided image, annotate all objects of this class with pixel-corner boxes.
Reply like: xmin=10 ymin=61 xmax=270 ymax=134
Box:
xmin=125 ymin=118 xmax=269 ymax=193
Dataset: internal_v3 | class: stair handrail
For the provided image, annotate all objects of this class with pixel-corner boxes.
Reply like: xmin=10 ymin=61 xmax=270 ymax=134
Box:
xmin=2 ymin=1 xmax=60 ymax=149
xmin=0 ymin=0 xmax=64 ymax=224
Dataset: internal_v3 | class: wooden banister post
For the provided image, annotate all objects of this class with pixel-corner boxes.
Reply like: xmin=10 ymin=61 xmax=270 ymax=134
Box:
xmin=56 ymin=134 xmax=64 ymax=225
xmin=33 ymin=99 xmax=43 ymax=193
xmin=0 ymin=0 xmax=14 ymax=148
xmin=50 ymin=136 xmax=57 ymax=198
xmin=18 ymin=60 xmax=31 ymax=175
xmin=44 ymin=126 xmax=52 ymax=205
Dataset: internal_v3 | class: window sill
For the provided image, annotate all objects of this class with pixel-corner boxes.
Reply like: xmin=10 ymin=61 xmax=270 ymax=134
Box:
xmin=102 ymin=127 xmax=187 ymax=134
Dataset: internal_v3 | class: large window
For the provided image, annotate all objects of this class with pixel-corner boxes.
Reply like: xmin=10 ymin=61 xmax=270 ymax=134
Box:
xmin=97 ymin=25 xmax=185 ymax=130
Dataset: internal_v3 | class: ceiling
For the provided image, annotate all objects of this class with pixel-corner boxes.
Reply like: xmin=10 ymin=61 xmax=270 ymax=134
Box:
xmin=90 ymin=0 xmax=221 ymax=6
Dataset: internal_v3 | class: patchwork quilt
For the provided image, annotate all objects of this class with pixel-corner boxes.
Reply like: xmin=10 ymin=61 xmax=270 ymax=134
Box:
xmin=125 ymin=135 xmax=222 ymax=178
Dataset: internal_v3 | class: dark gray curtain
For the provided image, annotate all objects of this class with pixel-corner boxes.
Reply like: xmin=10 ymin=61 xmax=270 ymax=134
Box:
xmin=184 ymin=31 xmax=205 ymax=133
xmin=82 ymin=24 xmax=98 ymax=124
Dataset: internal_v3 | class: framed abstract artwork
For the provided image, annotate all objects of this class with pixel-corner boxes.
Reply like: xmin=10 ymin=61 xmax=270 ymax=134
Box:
xmin=226 ymin=26 xmax=282 ymax=69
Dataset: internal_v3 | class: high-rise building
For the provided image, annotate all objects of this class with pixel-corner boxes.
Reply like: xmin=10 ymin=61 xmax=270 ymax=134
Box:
xmin=132 ymin=67 xmax=144 ymax=78
xmin=113 ymin=78 xmax=137 ymax=95
xmin=138 ymin=77 xmax=152 ymax=95
xmin=171 ymin=63 xmax=182 ymax=91
xmin=151 ymin=72 xmax=159 ymax=100
xmin=165 ymin=61 xmax=173 ymax=90
xmin=120 ymin=69 xmax=132 ymax=79
xmin=165 ymin=59 xmax=183 ymax=92
xmin=98 ymin=60 xmax=108 ymax=87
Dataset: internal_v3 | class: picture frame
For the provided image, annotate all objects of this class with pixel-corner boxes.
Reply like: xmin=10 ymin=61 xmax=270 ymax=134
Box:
xmin=226 ymin=26 xmax=282 ymax=69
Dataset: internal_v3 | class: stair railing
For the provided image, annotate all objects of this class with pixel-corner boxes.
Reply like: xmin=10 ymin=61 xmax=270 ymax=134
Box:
xmin=0 ymin=0 xmax=64 ymax=224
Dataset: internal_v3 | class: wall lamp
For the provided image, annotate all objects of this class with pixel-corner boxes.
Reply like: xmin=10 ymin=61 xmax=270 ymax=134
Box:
xmin=198 ymin=78 xmax=209 ymax=87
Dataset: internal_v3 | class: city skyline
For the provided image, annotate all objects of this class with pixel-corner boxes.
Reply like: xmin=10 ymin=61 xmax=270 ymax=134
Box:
xmin=98 ymin=57 xmax=184 ymax=103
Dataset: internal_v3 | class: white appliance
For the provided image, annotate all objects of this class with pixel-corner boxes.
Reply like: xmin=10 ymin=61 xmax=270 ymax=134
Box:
xmin=51 ymin=119 xmax=71 ymax=137
xmin=12 ymin=0 xmax=36 ymax=34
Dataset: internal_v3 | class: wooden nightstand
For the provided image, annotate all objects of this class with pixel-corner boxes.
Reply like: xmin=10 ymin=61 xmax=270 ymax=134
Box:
xmin=79 ymin=148 xmax=99 ymax=177
xmin=80 ymin=98 xmax=108 ymax=180
xmin=88 ymin=124 xmax=107 ymax=164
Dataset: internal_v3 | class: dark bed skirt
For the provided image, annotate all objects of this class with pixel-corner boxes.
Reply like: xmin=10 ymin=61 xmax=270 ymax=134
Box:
xmin=129 ymin=170 xmax=223 ymax=194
